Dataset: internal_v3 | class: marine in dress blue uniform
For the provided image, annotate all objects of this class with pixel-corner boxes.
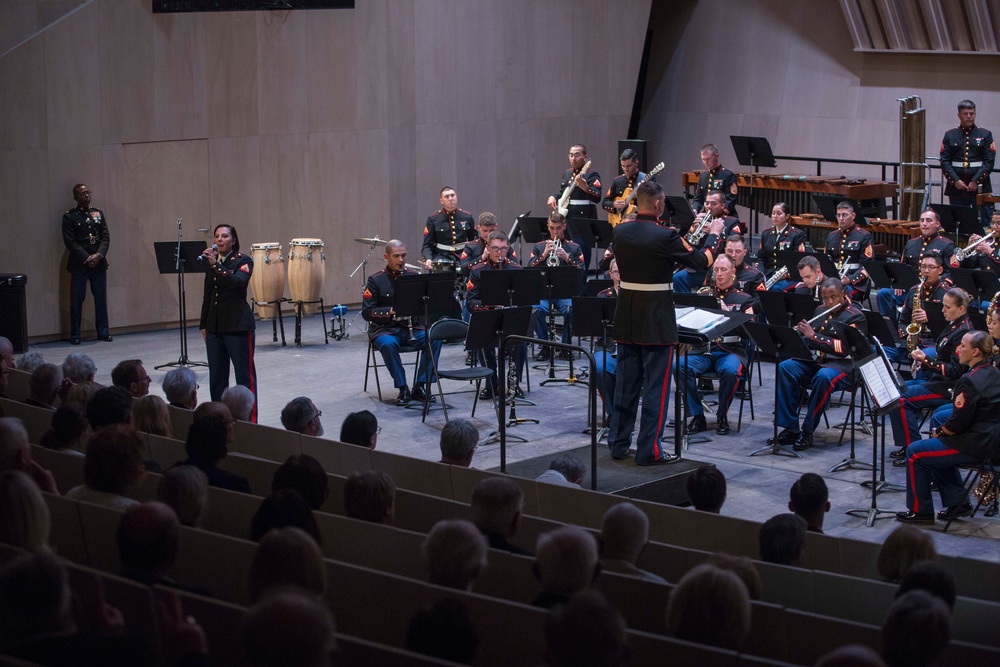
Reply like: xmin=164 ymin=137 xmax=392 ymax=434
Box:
xmin=940 ymin=100 xmax=995 ymax=227
xmin=421 ymin=187 xmax=476 ymax=269
xmin=528 ymin=214 xmax=586 ymax=358
xmin=61 ymin=184 xmax=111 ymax=343
xmin=547 ymin=144 xmax=602 ymax=268
xmin=824 ymin=202 xmax=873 ymax=302
xmin=691 ymin=144 xmax=738 ymax=216
xmin=878 ymin=210 xmax=955 ymax=327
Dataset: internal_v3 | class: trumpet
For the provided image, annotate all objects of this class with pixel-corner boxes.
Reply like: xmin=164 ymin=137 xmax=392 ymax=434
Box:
xmin=686 ymin=214 xmax=713 ymax=245
xmin=954 ymin=231 xmax=995 ymax=261
xmin=546 ymin=239 xmax=562 ymax=267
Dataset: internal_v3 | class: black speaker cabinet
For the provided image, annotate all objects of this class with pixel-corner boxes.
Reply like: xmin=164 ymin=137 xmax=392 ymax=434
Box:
xmin=0 ymin=274 xmax=28 ymax=353
xmin=617 ymin=139 xmax=647 ymax=174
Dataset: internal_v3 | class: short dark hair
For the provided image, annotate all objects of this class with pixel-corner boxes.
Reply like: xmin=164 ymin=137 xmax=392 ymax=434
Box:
xmin=957 ymin=99 xmax=975 ymax=111
xmin=687 ymin=466 xmax=727 ymax=512
xmin=821 ymin=276 xmax=845 ymax=294
xmin=882 ymin=590 xmax=950 ymax=667
xmin=214 ymin=224 xmax=240 ymax=253
xmin=796 ymin=255 xmax=820 ymax=272
xmin=635 ymin=179 xmax=664 ymax=207
xmin=759 ymin=514 xmax=807 ymax=566
xmin=619 ymin=148 xmax=637 ymax=162
xmin=87 ymin=386 xmax=133 ymax=430
xmin=344 ymin=471 xmax=396 ymax=524
xmin=118 ymin=503 xmax=179 ymax=578
xmin=111 ymin=359 xmax=144 ymax=389
xmin=571 ymin=144 xmax=587 ymax=155
xmin=725 ymin=233 xmax=746 ymax=248
xmin=185 ymin=414 xmax=229 ymax=466
xmin=250 ymin=489 xmax=321 ymax=545
xmin=339 ymin=410 xmax=378 ymax=447
xmin=896 ymin=561 xmax=956 ymax=611
xmin=406 ymin=599 xmax=480 ymax=663
xmin=272 ymin=455 xmax=329 ymax=510
xmin=789 ymin=473 xmax=828 ymax=517
xmin=487 ymin=230 xmax=509 ymax=244
xmin=919 ymin=250 xmax=943 ymax=268
xmin=439 ymin=185 xmax=456 ymax=196
xmin=83 ymin=425 xmax=145 ymax=494
xmin=42 ymin=403 xmax=88 ymax=450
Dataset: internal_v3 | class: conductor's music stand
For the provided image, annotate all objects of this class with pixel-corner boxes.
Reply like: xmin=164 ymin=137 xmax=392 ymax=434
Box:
xmin=471 ymin=306 xmax=536 ymax=446
xmin=731 ymin=135 xmax=778 ymax=239
xmin=572 ymin=296 xmax=617 ymax=441
xmin=930 ymin=203 xmax=983 ymax=238
xmin=153 ymin=240 xmax=209 ymax=369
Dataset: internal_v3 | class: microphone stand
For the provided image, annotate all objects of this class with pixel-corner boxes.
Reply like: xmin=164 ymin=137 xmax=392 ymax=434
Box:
xmin=155 ymin=219 xmax=208 ymax=369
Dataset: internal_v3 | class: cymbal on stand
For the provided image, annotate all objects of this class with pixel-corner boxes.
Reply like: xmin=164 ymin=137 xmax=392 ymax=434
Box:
xmin=354 ymin=236 xmax=387 ymax=246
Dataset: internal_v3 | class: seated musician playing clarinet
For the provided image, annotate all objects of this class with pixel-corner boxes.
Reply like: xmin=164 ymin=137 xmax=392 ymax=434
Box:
xmin=528 ymin=212 xmax=585 ymax=361
xmin=897 ymin=330 xmax=1000 ymax=524
xmin=759 ymin=202 xmax=807 ymax=292
xmin=824 ymin=201 xmax=872 ymax=302
xmin=680 ymin=254 xmax=757 ymax=437
xmin=885 ymin=252 xmax=950 ymax=366
xmin=771 ymin=278 xmax=868 ymax=452
xmin=784 ymin=256 xmax=825 ymax=298
xmin=363 ymin=241 xmax=443 ymax=407
xmin=673 ymin=191 xmax=743 ymax=293
xmin=878 ymin=209 xmax=955 ymax=328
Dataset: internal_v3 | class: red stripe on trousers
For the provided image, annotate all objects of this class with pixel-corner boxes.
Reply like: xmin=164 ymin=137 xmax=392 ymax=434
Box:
xmin=811 ymin=371 xmax=846 ymax=418
xmin=907 ymin=446 xmax=961 ymax=514
xmin=651 ymin=346 xmax=675 ymax=461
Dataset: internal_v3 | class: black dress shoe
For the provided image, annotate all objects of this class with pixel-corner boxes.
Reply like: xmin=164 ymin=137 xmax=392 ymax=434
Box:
xmin=715 ymin=416 xmax=730 ymax=435
xmin=893 ymin=457 xmax=907 ymax=467
xmin=889 ymin=447 xmax=906 ymax=459
xmin=937 ymin=503 xmax=974 ymax=521
xmin=637 ymin=454 xmax=682 ymax=466
xmin=98 ymin=334 xmax=113 ymax=342
xmin=558 ymin=349 xmax=573 ymax=361
xmin=610 ymin=450 xmax=630 ymax=461
xmin=478 ymin=387 xmax=495 ymax=400
xmin=513 ymin=385 xmax=525 ymax=399
xmin=769 ymin=428 xmax=800 ymax=446
xmin=534 ymin=348 xmax=551 ymax=362
xmin=792 ymin=433 xmax=813 ymax=451
xmin=411 ymin=386 xmax=436 ymax=403
xmin=395 ymin=387 xmax=411 ymax=406
xmin=70 ymin=337 xmax=81 ymax=346
xmin=685 ymin=415 xmax=707 ymax=435
xmin=465 ymin=351 xmax=476 ymax=366
xmin=896 ymin=510 xmax=934 ymax=524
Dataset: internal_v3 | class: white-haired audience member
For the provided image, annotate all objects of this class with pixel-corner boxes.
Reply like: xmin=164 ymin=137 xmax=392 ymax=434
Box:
xmin=221 ymin=384 xmax=255 ymax=422
xmin=422 ymin=519 xmax=488 ymax=591
xmin=599 ymin=502 xmax=665 ymax=584
xmin=470 ymin=476 xmax=531 ymax=555
xmin=535 ymin=454 xmax=585 ymax=488
xmin=242 ymin=590 xmax=337 ymax=667
xmin=62 ymin=352 xmax=96 ymax=384
xmin=17 ymin=351 xmax=44 ymax=374
xmin=0 ymin=417 xmax=58 ymax=494
xmin=162 ymin=367 xmax=198 ymax=410
xmin=439 ymin=419 xmax=478 ymax=467
xmin=533 ymin=526 xmax=600 ymax=608
xmin=666 ymin=563 xmax=751 ymax=650
xmin=26 ymin=363 xmax=62 ymax=410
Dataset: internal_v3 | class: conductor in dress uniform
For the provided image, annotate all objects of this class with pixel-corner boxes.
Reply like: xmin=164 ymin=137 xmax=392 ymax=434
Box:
xmin=61 ymin=184 xmax=111 ymax=345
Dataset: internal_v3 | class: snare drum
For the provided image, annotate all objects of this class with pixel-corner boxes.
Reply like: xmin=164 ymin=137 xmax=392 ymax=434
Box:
xmin=288 ymin=238 xmax=326 ymax=315
xmin=431 ymin=258 xmax=455 ymax=273
xmin=249 ymin=242 xmax=284 ymax=320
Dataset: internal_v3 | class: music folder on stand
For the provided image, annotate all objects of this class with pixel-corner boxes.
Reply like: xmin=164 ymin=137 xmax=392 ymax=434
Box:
xmin=153 ymin=240 xmax=209 ymax=370
xmin=571 ymin=296 xmax=617 ymax=442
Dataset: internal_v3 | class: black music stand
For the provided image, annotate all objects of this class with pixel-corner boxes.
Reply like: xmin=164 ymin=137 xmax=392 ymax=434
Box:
xmin=972 ymin=269 xmax=1000 ymax=304
xmin=731 ymin=135 xmax=778 ymax=239
xmin=777 ymin=251 xmax=839 ymax=283
xmin=863 ymin=309 xmax=904 ymax=352
xmin=153 ymin=240 xmax=209 ymax=369
xmin=663 ymin=195 xmax=696 ymax=231
xmin=861 ymin=260 xmax=892 ymax=292
xmin=814 ymin=195 xmax=868 ymax=226
xmin=585 ymin=279 xmax=613 ymax=296
xmin=479 ymin=268 xmax=543 ymax=404
xmin=883 ymin=263 xmax=919 ymax=291
xmin=471 ymin=306 xmax=536 ymax=446
xmin=759 ymin=291 xmax=820 ymax=328
xmin=921 ymin=301 xmax=948 ymax=339
xmin=947 ymin=267 xmax=979 ymax=299
xmin=572 ymin=296 xmax=617 ymax=441
xmin=569 ymin=217 xmax=614 ymax=275
xmin=930 ymin=203 xmax=983 ymax=238
xmin=517 ymin=217 xmax=550 ymax=248
xmin=535 ymin=265 xmax=587 ymax=385
xmin=673 ymin=293 xmax=719 ymax=310
xmin=508 ymin=210 xmax=531 ymax=260
xmin=743 ymin=322 xmax=814 ymax=458
xmin=829 ymin=324 xmax=877 ymax=473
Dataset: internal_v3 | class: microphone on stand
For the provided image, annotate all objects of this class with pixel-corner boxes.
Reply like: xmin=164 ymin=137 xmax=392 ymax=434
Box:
xmin=197 ymin=244 xmax=218 ymax=262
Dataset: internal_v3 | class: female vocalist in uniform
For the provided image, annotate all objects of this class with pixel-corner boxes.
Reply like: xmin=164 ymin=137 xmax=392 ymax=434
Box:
xmin=200 ymin=224 xmax=257 ymax=422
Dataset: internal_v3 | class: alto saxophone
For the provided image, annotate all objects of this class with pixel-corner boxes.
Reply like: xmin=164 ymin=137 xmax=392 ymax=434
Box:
xmin=906 ymin=277 xmax=926 ymax=375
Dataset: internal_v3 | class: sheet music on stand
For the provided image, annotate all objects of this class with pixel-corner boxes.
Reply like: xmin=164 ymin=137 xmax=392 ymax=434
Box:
xmin=872 ymin=338 xmax=907 ymax=389
xmin=676 ymin=307 xmax=729 ymax=334
xmin=858 ymin=352 xmax=903 ymax=413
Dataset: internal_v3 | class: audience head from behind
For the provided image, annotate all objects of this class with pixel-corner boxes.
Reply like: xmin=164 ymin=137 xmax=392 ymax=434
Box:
xmin=280 ymin=396 xmax=323 ymax=437
xmin=896 ymin=560 xmax=956 ymax=611
xmin=185 ymin=414 xmax=230 ymax=467
xmin=221 ymin=385 xmax=255 ymax=423
xmin=250 ymin=489 xmax=321 ymax=545
xmin=339 ymin=409 xmax=379 ymax=449
xmin=39 ymin=402 xmax=89 ymax=454
xmin=545 ymin=590 xmax=631 ymax=667
xmin=87 ymin=386 xmax=134 ymax=430
xmin=470 ymin=476 xmax=524 ymax=546
xmin=788 ymin=472 xmax=830 ymax=533
xmin=27 ymin=363 xmax=62 ymax=409
xmin=0 ymin=470 xmax=50 ymax=553
xmin=242 ymin=589 xmax=337 ymax=667
xmin=111 ymin=359 xmax=150 ymax=398
xmin=343 ymin=470 xmax=395 ymax=525
xmin=406 ymin=599 xmax=480 ymax=665
xmin=708 ymin=553 xmax=763 ymax=601
xmin=0 ymin=551 xmax=74 ymax=654
xmin=881 ymin=590 xmax=950 ymax=667
xmin=132 ymin=395 xmax=172 ymax=437
xmin=599 ymin=502 xmax=650 ymax=566
xmin=533 ymin=526 xmax=600 ymax=606
xmin=65 ymin=381 xmax=103 ymax=408
xmin=192 ymin=402 xmax=235 ymax=445
xmin=686 ymin=465 xmax=727 ymax=513
xmin=157 ymin=465 xmax=209 ymax=528
xmin=249 ymin=527 xmax=328 ymax=603
xmin=69 ymin=425 xmax=146 ymax=506
xmin=815 ymin=644 xmax=887 ymax=667
xmin=666 ymin=563 xmax=751 ymax=650
xmin=422 ymin=519 xmax=488 ymax=591
xmin=758 ymin=513 xmax=807 ymax=567
xmin=61 ymin=352 xmax=96 ymax=384
xmin=439 ymin=418 xmax=478 ymax=467
xmin=161 ymin=367 xmax=198 ymax=410
xmin=877 ymin=525 xmax=938 ymax=584
xmin=117 ymin=501 xmax=180 ymax=583
xmin=536 ymin=454 xmax=586 ymax=488
xmin=272 ymin=454 xmax=329 ymax=511
xmin=18 ymin=351 xmax=44 ymax=374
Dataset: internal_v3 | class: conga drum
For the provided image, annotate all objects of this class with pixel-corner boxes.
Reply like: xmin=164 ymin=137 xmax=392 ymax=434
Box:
xmin=288 ymin=238 xmax=325 ymax=315
xmin=249 ymin=242 xmax=284 ymax=320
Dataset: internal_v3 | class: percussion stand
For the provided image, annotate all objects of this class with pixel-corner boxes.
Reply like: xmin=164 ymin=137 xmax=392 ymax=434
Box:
xmin=152 ymin=234 xmax=209 ymax=370
xmin=347 ymin=237 xmax=384 ymax=333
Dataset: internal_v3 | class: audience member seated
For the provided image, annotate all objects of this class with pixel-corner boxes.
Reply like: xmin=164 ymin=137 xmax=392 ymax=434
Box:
xmin=66 ymin=380 xmax=103 ymax=408
xmin=157 ymin=465 xmax=209 ymax=528
xmin=67 ymin=425 xmax=146 ymax=509
xmin=110 ymin=359 xmax=151 ymax=398
xmin=598 ymin=502 xmax=665 ymax=584
xmin=39 ymin=402 xmax=89 ymax=456
xmin=248 ymin=527 xmax=327 ymax=603
xmin=708 ymin=553 xmax=763 ymax=600
xmin=545 ymin=590 xmax=630 ymax=667
xmin=439 ymin=418 xmax=478 ymax=467
xmin=788 ymin=472 xmax=830 ymax=533
xmin=192 ymin=401 xmax=236 ymax=445
xmin=423 ymin=519 xmax=488 ymax=591
xmin=535 ymin=454 xmax=585 ymax=488
xmin=17 ymin=351 xmax=44 ymax=374
xmin=241 ymin=590 xmax=337 ymax=667
xmin=0 ymin=417 xmax=58 ymax=494
xmin=280 ymin=396 xmax=323 ymax=437
xmin=406 ymin=599 xmax=480 ymax=665
xmin=0 ymin=551 xmax=155 ymax=667
xmin=161 ymin=367 xmax=198 ymax=410
xmin=221 ymin=384 xmax=255 ymax=422
xmin=665 ymin=563 xmax=751 ymax=651
xmin=0 ymin=470 xmax=50 ymax=552
xmin=533 ymin=526 xmax=600 ymax=608
xmin=343 ymin=470 xmax=395 ymax=525
xmin=881 ymin=590 xmax=950 ymax=667
xmin=250 ymin=489 xmax=321 ymax=545
xmin=686 ymin=466 xmax=727 ymax=513
xmin=87 ymin=386 xmax=133 ymax=430
xmin=132 ymin=395 xmax=172 ymax=437
xmin=117 ymin=501 xmax=210 ymax=596
xmin=62 ymin=352 xmax=96 ymax=384
xmin=815 ymin=644 xmax=887 ymax=667
xmin=179 ymin=413 xmax=250 ymax=494
xmin=758 ymin=513 xmax=807 ymax=567
xmin=896 ymin=560 xmax=956 ymax=612
xmin=470 ymin=476 xmax=530 ymax=555
xmin=339 ymin=409 xmax=379 ymax=448
xmin=877 ymin=525 xmax=938 ymax=584
xmin=26 ymin=363 xmax=62 ymax=409
xmin=0 ymin=336 xmax=14 ymax=397
xmin=272 ymin=454 xmax=329 ymax=510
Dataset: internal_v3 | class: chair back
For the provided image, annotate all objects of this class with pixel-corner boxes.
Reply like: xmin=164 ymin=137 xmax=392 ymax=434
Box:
xmin=428 ymin=317 xmax=468 ymax=344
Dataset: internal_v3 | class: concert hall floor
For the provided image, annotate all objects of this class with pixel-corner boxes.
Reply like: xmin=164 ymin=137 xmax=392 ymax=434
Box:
xmin=31 ymin=317 xmax=1000 ymax=563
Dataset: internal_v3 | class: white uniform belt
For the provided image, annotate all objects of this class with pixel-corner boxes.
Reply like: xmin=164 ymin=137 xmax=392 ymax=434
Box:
xmin=435 ymin=242 xmax=467 ymax=251
xmin=718 ymin=335 xmax=741 ymax=344
xmin=843 ymin=263 xmax=860 ymax=270
xmin=621 ymin=280 xmax=673 ymax=292
xmin=568 ymin=199 xmax=592 ymax=206
xmin=945 ymin=160 xmax=983 ymax=168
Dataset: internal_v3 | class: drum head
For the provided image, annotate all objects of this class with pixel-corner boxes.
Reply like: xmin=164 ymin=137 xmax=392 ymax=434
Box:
xmin=251 ymin=242 xmax=281 ymax=250
xmin=289 ymin=238 xmax=324 ymax=247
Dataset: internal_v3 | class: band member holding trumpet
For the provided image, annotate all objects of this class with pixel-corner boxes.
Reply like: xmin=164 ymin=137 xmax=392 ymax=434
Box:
xmin=888 ymin=252 xmax=950 ymax=366
xmin=772 ymin=278 xmax=867 ymax=452
xmin=673 ymin=191 xmax=743 ymax=293
xmin=824 ymin=201 xmax=872 ymax=302
xmin=363 ymin=240 xmax=442 ymax=406
xmin=950 ymin=212 xmax=1000 ymax=311
xmin=785 ymin=256 xmax=826 ymax=297
xmin=897 ymin=330 xmax=1000 ymax=524
xmin=547 ymin=144 xmax=602 ymax=268
xmin=529 ymin=212 xmax=585 ymax=361
xmin=680 ymin=254 xmax=756 ymax=437
xmin=421 ymin=186 xmax=476 ymax=271
xmin=759 ymin=202 xmax=807 ymax=292
xmin=878 ymin=209 xmax=955 ymax=328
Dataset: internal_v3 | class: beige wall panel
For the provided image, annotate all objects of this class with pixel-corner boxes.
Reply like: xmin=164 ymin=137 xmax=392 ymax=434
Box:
xmin=453 ymin=0 xmax=497 ymax=124
xmin=37 ymin=0 xmax=80 ymax=27
xmin=0 ymin=38 xmax=45 ymax=150
xmin=5 ymin=149 xmax=50 ymax=332
xmin=99 ymin=0 xmax=155 ymax=144
xmin=454 ymin=120 xmax=497 ymax=217
xmin=259 ymin=133 xmax=308 ymax=240
xmin=602 ymin=0 xmax=652 ymax=116
xmin=151 ymin=12 xmax=208 ymax=140
xmin=208 ymin=136 xmax=261 ymax=239
xmin=352 ymin=0 xmax=389 ymax=129
xmin=205 ymin=12 xmax=259 ymax=138
xmin=257 ymin=10 xmax=309 ymax=136
xmin=413 ymin=0 xmax=457 ymax=126
xmin=43 ymin=1 xmax=101 ymax=149
xmin=387 ymin=124 xmax=417 ymax=246
xmin=339 ymin=128 xmax=389 ymax=304
xmin=414 ymin=122 xmax=458 ymax=221
xmin=303 ymin=130 xmax=357 ymax=239
xmin=532 ymin=0 xmax=574 ymax=119
xmin=383 ymin=0 xmax=415 ymax=128
xmin=569 ymin=0 xmax=610 ymax=117
xmin=0 ymin=5 xmax=36 ymax=55
xmin=306 ymin=8 xmax=358 ymax=133
xmin=494 ymin=0 xmax=534 ymax=121
xmin=495 ymin=118 xmax=536 ymax=227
